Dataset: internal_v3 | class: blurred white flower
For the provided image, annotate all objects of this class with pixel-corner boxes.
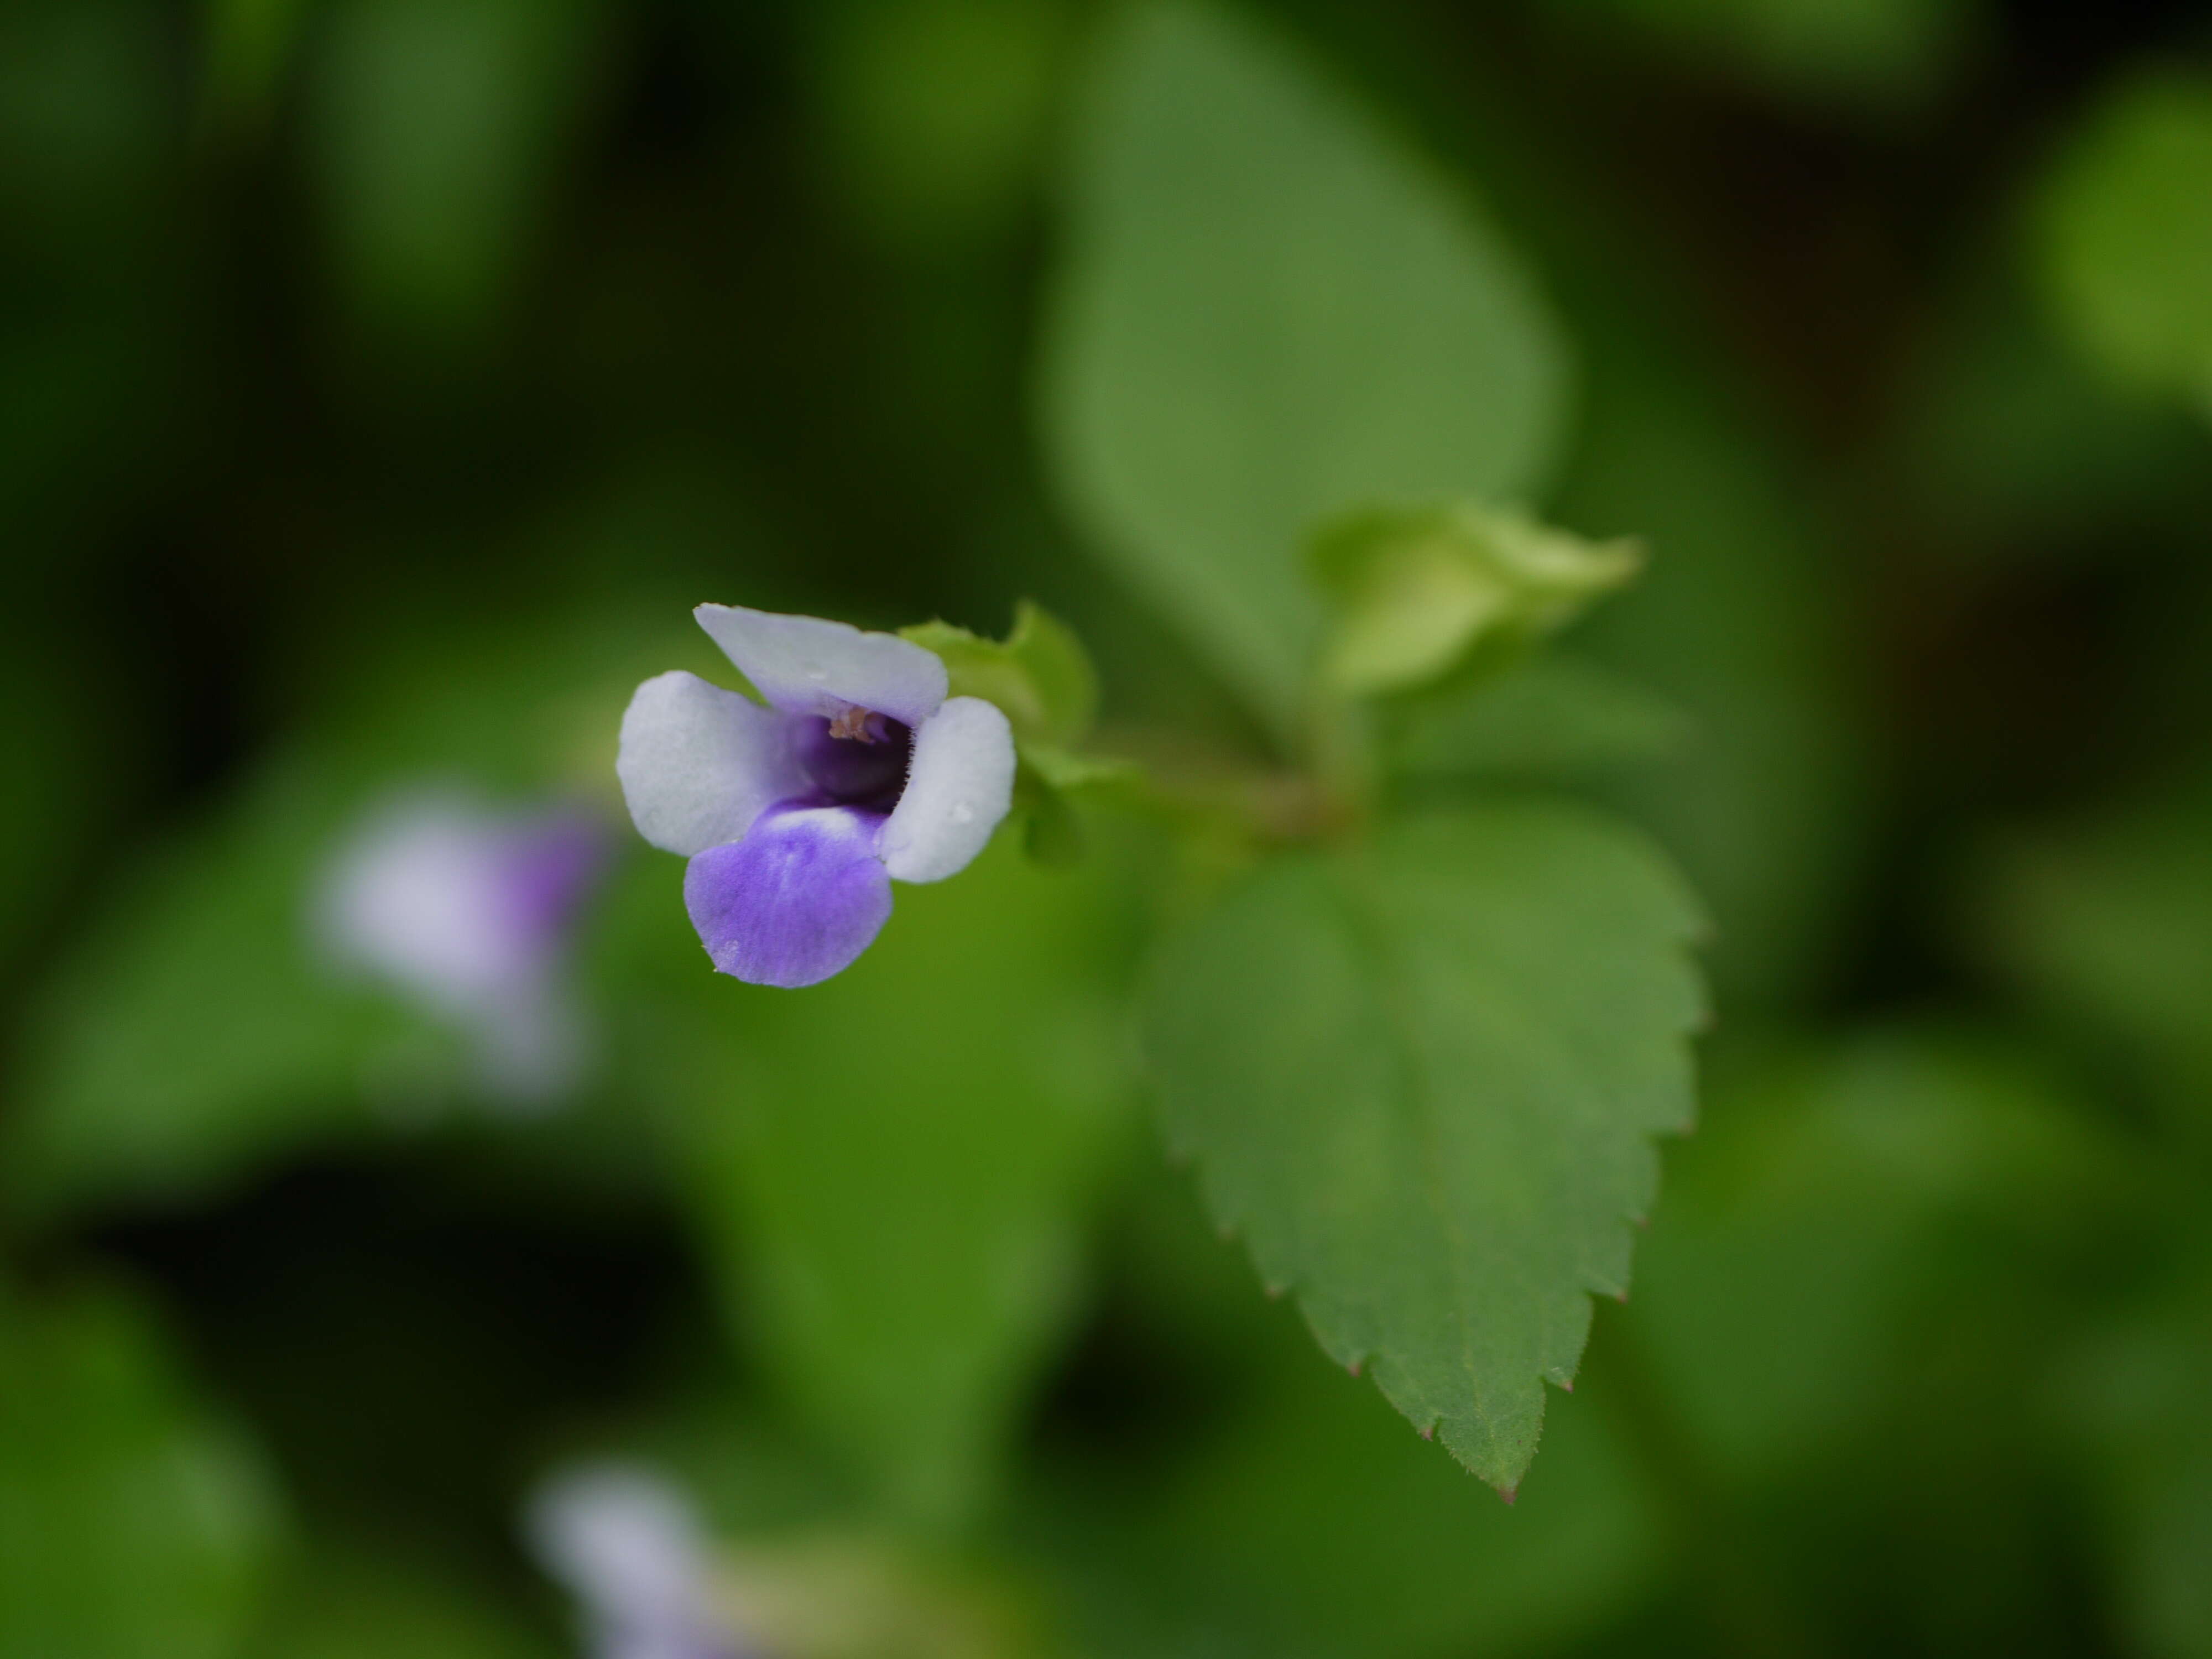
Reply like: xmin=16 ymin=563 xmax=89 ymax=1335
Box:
xmin=528 ymin=1463 xmax=747 ymax=1659
xmin=315 ymin=789 xmax=607 ymax=1108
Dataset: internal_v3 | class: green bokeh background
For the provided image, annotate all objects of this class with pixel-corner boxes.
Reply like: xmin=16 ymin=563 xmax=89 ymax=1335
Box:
xmin=4 ymin=0 xmax=2212 ymax=1655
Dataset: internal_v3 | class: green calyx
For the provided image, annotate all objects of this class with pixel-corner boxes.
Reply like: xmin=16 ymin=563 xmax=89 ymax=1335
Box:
xmin=903 ymin=602 xmax=1138 ymax=862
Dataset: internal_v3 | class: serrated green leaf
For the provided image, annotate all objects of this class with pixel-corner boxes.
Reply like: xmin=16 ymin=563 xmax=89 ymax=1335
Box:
xmin=0 ymin=1281 xmax=284 ymax=1659
xmin=1040 ymin=0 xmax=1572 ymax=729
xmin=901 ymin=599 xmax=1100 ymax=748
xmin=1310 ymin=500 xmax=1640 ymax=697
xmin=1034 ymin=1167 xmax=1663 ymax=1659
xmin=2034 ymin=70 xmax=2212 ymax=412
xmin=1143 ymin=805 xmax=1703 ymax=1491
xmin=1386 ymin=655 xmax=1693 ymax=782
xmin=670 ymin=833 xmax=1142 ymax=1525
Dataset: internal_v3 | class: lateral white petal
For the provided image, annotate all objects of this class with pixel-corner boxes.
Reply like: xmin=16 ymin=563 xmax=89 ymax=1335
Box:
xmin=879 ymin=696 xmax=1016 ymax=883
xmin=617 ymin=671 xmax=803 ymax=856
xmin=694 ymin=604 xmax=947 ymax=728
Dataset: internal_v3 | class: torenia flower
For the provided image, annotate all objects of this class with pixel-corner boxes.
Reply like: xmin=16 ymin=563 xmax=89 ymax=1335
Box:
xmin=617 ymin=605 xmax=1016 ymax=988
xmin=316 ymin=790 xmax=605 ymax=1107
xmin=528 ymin=1464 xmax=745 ymax=1659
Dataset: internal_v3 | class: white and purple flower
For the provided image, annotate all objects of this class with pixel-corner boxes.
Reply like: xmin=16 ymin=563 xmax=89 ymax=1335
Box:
xmin=316 ymin=790 xmax=606 ymax=1106
xmin=616 ymin=605 xmax=1016 ymax=988
xmin=528 ymin=1463 xmax=746 ymax=1659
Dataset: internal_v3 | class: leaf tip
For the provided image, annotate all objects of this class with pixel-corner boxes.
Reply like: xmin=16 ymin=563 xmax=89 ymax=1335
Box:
xmin=1498 ymin=1484 xmax=1519 ymax=1506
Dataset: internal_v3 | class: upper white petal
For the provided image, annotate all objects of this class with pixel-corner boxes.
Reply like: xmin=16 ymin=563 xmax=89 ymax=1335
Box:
xmin=879 ymin=696 xmax=1016 ymax=883
xmin=693 ymin=604 xmax=947 ymax=728
xmin=617 ymin=671 xmax=804 ymax=856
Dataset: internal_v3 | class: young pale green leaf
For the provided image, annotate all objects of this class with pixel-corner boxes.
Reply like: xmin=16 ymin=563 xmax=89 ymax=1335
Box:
xmin=1040 ymin=0 xmax=1573 ymax=729
xmin=0 ymin=1282 xmax=284 ymax=1659
xmin=1144 ymin=806 xmax=1704 ymax=1493
xmin=901 ymin=599 xmax=1100 ymax=749
xmin=2034 ymin=71 xmax=2212 ymax=411
xmin=1310 ymin=502 xmax=1641 ymax=697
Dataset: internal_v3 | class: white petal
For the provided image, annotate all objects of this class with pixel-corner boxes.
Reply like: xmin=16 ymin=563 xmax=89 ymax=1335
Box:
xmin=617 ymin=671 xmax=804 ymax=856
xmin=526 ymin=1463 xmax=714 ymax=1633
xmin=879 ymin=696 xmax=1016 ymax=883
xmin=694 ymin=604 xmax=947 ymax=728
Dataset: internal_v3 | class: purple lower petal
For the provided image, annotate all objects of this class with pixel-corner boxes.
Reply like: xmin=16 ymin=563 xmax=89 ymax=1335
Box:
xmin=683 ymin=805 xmax=892 ymax=988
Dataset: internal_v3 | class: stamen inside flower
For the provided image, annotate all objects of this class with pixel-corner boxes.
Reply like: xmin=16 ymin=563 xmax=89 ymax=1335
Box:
xmin=792 ymin=709 xmax=913 ymax=809
xmin=827 ymin=704 xmax=887 ymax=743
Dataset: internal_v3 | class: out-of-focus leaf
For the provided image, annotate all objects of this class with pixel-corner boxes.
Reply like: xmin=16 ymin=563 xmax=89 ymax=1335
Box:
xmin=2063 ymin=1270 xmax=2212 ymax=1659
xmin=1144 ymin=805 xmax=1704 ymax=1492
xmin=1560 ymin=327 xmax=1867 ymax=1011
xmin=202 ymin=0 xmax=311 ymax=134
xmin=3 ymin=609 xmax=665 ymax=1223
xmin=1630 ymin=1030 xmax=2126 ymax=1486
xmin=2034 ymin=71 xmax=2212 ymax=414
xmin=310 ymin=0 xmax=606 ymax=345
xmin=1385 ymin=655 xmax=1693 ymax=783
xmin=0 ymin=0 xmax=168 ymax=251
xmin=1040 ymin=0 xmax=1573 ymax=732
xmin=3 ymin=757 xmax=420 ymax=1222
xmin=1532 ymin=0 xmax=1982 ymax=112
xmin=0 ymin=620 xmax=137 ymax=969
xmin=0 ymin=1280 xmax=284 ymax=1659
xmin=249 ymin=1544 xmax=557 ymax=1659
xmin=1886 ymin=254 xmax=2212 ymax=550
xmin=1975 ymin=796 xmax=2212 ymax=1119
xmin=668 ymin=832 xmax=1141 ymax=1526
xmin=1310 ymin=500 xmax=1640 ymax=697
xmin=812 ymin=0 xmax=1070 ymax=256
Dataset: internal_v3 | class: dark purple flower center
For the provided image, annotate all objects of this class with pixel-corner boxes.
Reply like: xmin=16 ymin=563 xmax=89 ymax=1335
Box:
xmin=792 ymin=709 xmax=912 ymax=810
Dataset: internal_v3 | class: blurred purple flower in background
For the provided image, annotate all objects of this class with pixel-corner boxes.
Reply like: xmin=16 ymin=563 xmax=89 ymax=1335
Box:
xmin=618 ymin=605 xmax=1015 ymax=988
xmin=529 ymin=1464 xmax=748 ymax=1659
xmin=316 ymin=790 xmax=607 ymax=1107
